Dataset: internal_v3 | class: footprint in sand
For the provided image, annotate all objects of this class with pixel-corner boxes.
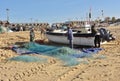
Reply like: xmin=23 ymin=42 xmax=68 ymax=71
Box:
xmin=13 ymin=73 xmax=22 ymax=81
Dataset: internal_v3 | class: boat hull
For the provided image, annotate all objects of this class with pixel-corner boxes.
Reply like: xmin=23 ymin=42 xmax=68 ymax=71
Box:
xmin=46 ymin=32 xmax=95 ymax=46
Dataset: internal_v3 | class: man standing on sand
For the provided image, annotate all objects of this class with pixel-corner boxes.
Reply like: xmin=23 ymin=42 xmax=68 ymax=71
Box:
xmin=30 ymin=28 xmax=35 ymax=42
xmin=67 ymin=25 xmax=74 ymax=49
xmin=91 ymin=24 xmax=101 ymax=47
xmin=40 ymin=27 xmax=46 ymax=39
xmin=20 ymin=26 xmax=23 ymax=31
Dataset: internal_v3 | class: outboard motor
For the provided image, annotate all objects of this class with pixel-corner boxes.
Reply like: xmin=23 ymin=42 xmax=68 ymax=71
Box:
xmin=98 ymin=28 xmax=115 ymax=42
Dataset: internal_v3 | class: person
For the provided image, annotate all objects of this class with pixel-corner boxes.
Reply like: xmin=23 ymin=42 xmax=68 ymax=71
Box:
xmin=40 ymin=27 xmax=46 ymax=39
xmin=30 ymin=28 xmax=35 ymax=42
xmin=20 ymin=26 xmax=23 ymax=31
xmin=67 ymin=26 xmax=74 ymax=49
xmin=91 ymin=24 xmax=101 ymax=47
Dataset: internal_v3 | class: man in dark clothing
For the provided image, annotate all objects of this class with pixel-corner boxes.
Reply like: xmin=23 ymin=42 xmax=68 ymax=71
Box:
xmin=91 ymin=25 xmax=101 ymax=47
xmin=94 ymin=33 xmax=101 ymax=47
xmin=67 ymin=26 xmax=74 ymax=49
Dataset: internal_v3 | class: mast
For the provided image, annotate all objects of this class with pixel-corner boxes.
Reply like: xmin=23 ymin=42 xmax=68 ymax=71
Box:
xmin=6 ymin=8 xmax=9 ymax=22
xmin=89 ymin=7 xmax=92 ymax=24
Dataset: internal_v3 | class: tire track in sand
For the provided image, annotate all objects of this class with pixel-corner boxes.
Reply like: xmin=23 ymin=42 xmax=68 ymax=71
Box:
xmin=55 ymin=64 xmax=88 ymax=81
xmin=0 ymin=58 xmax=58 ymax=81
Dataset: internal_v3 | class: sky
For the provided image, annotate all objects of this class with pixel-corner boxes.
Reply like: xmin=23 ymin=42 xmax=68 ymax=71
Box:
xmin=0 ymin=0 xmax=120 ymax=24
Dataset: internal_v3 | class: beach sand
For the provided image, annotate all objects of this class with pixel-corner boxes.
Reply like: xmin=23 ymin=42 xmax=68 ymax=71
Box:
xmin=0 ymin=26 xmax=120 ymax=81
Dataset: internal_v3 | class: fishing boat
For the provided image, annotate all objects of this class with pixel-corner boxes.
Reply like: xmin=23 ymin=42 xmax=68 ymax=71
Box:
xmin=46 ymin=24 xmax=114 ymax=46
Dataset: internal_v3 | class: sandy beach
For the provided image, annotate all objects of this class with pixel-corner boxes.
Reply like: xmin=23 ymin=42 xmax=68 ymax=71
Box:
xmin=0 ymin=26 xmax=120 ymax=81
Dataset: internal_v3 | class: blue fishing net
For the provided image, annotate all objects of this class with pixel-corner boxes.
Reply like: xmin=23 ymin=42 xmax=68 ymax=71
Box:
xmin=0 ymin=26 xmax=12 ymax=33
xmin=57 ymin=55 xmax=80 ymax=66
xmin=0 ymin=26 xmax=6 ymax=33
xmin=70 ymin=53 xmax=93 ymax=58
xmin=9 ymin=55 xmax=47 ymax=62
xmin=23 ymin=42 xmax=57 ymax=54
xmin=22 ymin=42 xmax=81 ymax=66
xmin=11 ymin=42 xmax=103 ymax=66
xmin=23 ymin=42 xmax=79 ymax=56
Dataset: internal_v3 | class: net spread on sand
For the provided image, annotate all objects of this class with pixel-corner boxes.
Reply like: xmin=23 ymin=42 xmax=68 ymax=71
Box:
xmin=9 ymin=55 xmax=47 ymax=62
xmin=9 ymin=42 xmax=104 ymax=66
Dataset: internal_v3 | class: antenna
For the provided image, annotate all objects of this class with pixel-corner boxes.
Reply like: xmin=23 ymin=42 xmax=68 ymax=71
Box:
xmin=101 ymin=10 xmax=104 ymax=21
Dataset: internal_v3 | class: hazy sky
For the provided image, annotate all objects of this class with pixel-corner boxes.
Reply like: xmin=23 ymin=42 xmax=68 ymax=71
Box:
xmin=0 ymin=0 xmax=119 ymax=24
